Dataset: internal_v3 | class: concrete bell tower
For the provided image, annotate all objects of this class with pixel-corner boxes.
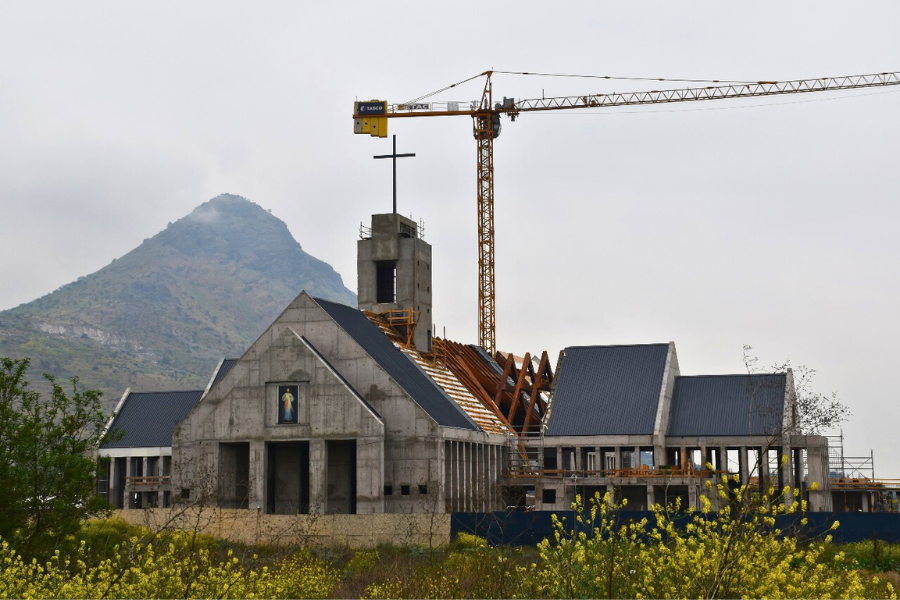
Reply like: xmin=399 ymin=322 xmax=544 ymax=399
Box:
xmin=357 ymin=213 xmax=432 ymax=351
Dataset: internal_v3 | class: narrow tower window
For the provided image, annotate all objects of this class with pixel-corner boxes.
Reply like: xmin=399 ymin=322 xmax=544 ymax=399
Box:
xmin=376 ymin=261 xmax=396 ymax=303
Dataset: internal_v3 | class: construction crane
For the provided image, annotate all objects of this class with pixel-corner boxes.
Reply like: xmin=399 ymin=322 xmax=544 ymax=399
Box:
xmin=354 ymin=70 xmax=900 ymax=354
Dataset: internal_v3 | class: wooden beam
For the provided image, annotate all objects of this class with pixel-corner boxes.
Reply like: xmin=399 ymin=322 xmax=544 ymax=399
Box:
xmin=522 ymin=351 xmax=548 ymax=433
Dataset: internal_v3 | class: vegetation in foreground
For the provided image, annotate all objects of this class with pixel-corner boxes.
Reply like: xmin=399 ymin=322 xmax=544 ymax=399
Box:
xmin=1 ymin=489 xmax=898 ymax=599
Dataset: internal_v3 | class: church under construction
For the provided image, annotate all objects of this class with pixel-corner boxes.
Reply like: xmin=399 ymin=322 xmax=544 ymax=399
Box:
xmin=99 ymin=212 xmax=850 ymax=516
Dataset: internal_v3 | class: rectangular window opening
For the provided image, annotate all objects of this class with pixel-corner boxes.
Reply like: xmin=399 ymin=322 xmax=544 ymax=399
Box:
xmin=384 ymin=485 xmax=393 ymax=496
xmin=418 ymin=484 xmax=428 ymax=495
xmin=400 ymin=485 xmax=411 ymax=496
xmin=376 ymin=261 xmax=396 ymax=303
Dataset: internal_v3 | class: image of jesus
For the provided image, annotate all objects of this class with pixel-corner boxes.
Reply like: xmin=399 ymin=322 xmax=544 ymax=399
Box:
xmin=278 ymin=385 xmax=298 ymax=424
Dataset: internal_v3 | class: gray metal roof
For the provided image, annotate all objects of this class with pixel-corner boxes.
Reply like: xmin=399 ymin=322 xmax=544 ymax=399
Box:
xmin=314 ymin=298 xmax=478 ymax=431
xmin=471 ymin=345 xmax=505 ymax=376
xmin=102 ymin=390 xmax=203 ymax=448
xmin=544 ymin=344 xmax=669 ymax=436
xmin=667 ymin=374 xmax=786 ymax=436
xmin=210 ymin=358 xmax=239 ymax=389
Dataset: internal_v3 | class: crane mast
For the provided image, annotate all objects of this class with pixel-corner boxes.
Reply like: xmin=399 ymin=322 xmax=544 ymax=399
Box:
xmin=354 ymin=70 xmax=900 ymax=354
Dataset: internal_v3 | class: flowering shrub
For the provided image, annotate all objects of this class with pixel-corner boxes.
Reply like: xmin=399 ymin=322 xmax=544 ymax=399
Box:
xmin=0 ymin=530 xmax=338 ymax=599
xmin=531 ymin=477 xmax=897 ymax=599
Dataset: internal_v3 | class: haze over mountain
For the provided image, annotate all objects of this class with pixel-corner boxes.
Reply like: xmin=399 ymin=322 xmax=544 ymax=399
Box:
xmin=0 ymin=194 xmax=355 ymax=406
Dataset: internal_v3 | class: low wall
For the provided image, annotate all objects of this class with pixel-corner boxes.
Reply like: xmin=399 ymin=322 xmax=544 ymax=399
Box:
xmin=109 ymin=509 xmax=451 ymax=548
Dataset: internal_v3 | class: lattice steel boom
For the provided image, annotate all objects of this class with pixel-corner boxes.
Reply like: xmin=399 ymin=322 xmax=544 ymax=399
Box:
xmin=354 ymin=70 xmax=900 ymax=354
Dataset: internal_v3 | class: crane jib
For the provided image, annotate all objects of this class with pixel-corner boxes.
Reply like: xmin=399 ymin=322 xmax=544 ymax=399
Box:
xmin=351 ymin=69 xmax=900 ymax=354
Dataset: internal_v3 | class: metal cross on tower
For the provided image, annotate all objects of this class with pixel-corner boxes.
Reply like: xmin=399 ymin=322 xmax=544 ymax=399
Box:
xmin=373 ymin=134 xmax=416 ymax=214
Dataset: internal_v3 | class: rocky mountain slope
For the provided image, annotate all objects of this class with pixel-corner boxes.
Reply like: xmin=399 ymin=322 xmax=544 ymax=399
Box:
xmin=0 ymin=194 xmax=356 ymax=407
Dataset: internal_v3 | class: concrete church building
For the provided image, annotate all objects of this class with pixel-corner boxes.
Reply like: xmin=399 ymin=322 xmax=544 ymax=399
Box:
xmin=101 ymin=211 xmax=833 ymax=515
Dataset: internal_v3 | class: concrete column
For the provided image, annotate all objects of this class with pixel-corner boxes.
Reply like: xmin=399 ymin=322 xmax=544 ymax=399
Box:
xmin=680 ymin=446 xmax=687 ymax=470
xmin=614 ymin=446 xmax=621 ymax=472
xmin=109 ymin=458 xmax=120 ymax=509
xmin=689 ymin=485 xmax=698 ymax=510
xmin=720 ymin=447 xmax=729 ymax=474
xmin=595 ymin=446 xmax=602 ymax=474
xmin=125 ymin=458 xmax=134 ymax=509
xmin=457 ymin=442 xmax=463 ymax=512
xmin=485 ymin=445 xmax=491 ymax=510
xmin=781 ymin=444 xmax=794 ymax=507
xmin=473 ymin=444 xmax=480 ymax=512
xmin=466 ymin=443 xmax=473 ymax=512
xmin=158 ymin=453 xmax=166 ymax=507
xmin=634 ymin=446 xmax=641 ymax=470
xmin=460 ymin=442 xmax=465 ymax=512
xmin=249 ymin=441 xmax=265 ymax=510
xmin=141 ymin=457 xmax=149 ymax=507
xmin=647 ymin=485 xmax=655 ymax=509
xmin=556 ymin=447 xmax=563 ymax=474
xmin=309 ymin=439 xmax=326 ymax=515
xmin=739 ymin=447 xmax=749 ymax=485
xmin=700 ymin=445 xmax=707 ymax=471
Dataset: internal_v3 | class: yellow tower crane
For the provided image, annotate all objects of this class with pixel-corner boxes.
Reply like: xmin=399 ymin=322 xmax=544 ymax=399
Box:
xmin=354 ymin=70 xmax=900 ymax=354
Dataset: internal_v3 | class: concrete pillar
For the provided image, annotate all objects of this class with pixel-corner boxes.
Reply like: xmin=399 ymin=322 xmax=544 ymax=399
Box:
xmin=249 ymin=441 xmax=265 ymax=510
xmin=468 ymin=443 xmax=474 ymax=512
xmin=461 ymin=441 xmax=467 ymax=512
xmin=699 ymin=445 xmax=707 ymax=471
xmin=109 ymin=457 xmax=120 ymax=509
xmin=739 ymin=447 xmax=749 ymax=485
xmin=485 ymin=444 xmax=491 ymax=510
xmin=125 ymin=458 xmax=135 ymax=509
xmin=689 ymin=485 xmax=698 ymax=510
xmin=309 ymin=439 xmax=326 ymax=515
xmin=158 ymin=453 xmax=166 ymax=507
xmin=781 ymin=444 xmax=794 ymax=507
xmin=720 ymin=447 xmax=729 ymax=474
xmin=556 ymin=447 xmax=563 ymax=473
xmin=634 ymin=446 xmax=641 ymax=470
xmin=613 ymin=446 xmax=621 ymax=473
xmin=680 ymin=446 xmax=687 ymax=470
xmin=647 ymin=485 xmax=655 ymax=509
xmin=473 ymin=444 xmax=481 ymax=512
xmin=458 ymin=443 xmax=465 ymax=512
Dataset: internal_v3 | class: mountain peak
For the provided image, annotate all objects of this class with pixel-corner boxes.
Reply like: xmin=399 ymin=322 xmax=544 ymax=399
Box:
xmin=0 ymin=194 xmax=356 ymax=405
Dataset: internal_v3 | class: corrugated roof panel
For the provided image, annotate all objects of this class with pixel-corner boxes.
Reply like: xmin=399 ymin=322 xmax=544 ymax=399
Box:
xmin=211 ymin=358 xmax=239 ymax=389
xmin=314 ymin=298 xmax=478 ymax=431
xmin=102 ymin=390 xmax=203 ymax=448
xmin=544 ymin=344 xmax=669 ymax=436
xmin=667 ymin=374 xmax=785 ymax=436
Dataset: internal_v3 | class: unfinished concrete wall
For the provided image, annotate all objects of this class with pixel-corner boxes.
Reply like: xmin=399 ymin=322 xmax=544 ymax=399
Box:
xmin=357 ymin=213 xmax=432 ymax=351
xmin=173 ymin=310 xmax=386 ymax=515
xmin=174 ymin=292 xmax=495 ymax=515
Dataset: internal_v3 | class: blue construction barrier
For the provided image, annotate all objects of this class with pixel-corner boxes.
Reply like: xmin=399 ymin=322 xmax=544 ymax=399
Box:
xmin=451 ymin=510 xmax=900 ymax=546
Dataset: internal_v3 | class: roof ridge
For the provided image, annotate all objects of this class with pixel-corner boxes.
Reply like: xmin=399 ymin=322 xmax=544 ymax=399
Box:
xmin=565 ymin=342 xmax=669 ymax=350
xmin=677 ymin=373 xmax=785 ymax=379
xmin=128 ymin=389 xmax=205 ymax=394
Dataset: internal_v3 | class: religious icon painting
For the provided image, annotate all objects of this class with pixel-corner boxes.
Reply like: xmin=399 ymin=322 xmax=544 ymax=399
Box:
xmin=277 ymin=384 xmax=299 ymax=424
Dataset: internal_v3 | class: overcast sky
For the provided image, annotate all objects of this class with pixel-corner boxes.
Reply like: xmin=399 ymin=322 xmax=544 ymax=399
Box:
xmin=1 ymin=2 xmax=898 ymax=475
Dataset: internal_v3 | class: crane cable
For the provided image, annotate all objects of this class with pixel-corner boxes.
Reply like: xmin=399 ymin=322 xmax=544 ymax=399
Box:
xmin=403 ymin=70 xmax=765 ymax=106
xmin=493 ymin=70 xmax=759 ymax=85
xmin=402 ymin=72 xmax=487 ymax=106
